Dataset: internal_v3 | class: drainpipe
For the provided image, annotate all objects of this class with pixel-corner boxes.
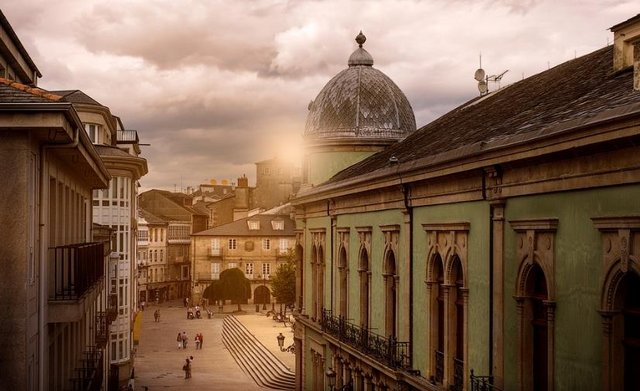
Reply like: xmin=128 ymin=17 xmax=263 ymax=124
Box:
xmin=38 ymin=124 xmax=80 ymax=389
xmin=401 ymin=182 xmax=414 ymax=365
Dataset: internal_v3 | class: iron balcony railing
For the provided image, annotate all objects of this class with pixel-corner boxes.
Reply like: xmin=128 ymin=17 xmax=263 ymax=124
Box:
xmin=470 ymin=369 xmax=501 ymax=391
xmin=95 ymin=312 xmax=109 ymax=348
xmin=116 ymin=129 xmax=138 ymax=143
xmin=50 ymin=242 xmax=104 ymax=300
xmin=453 ymin=357 xmax=464 ymax=391
xmin=69 ymin=346 xmax=103 ymax=391
xmin=435 ymin=350 xmax=444 ymax=384
xmin=320 ymin=309 xmax=410 ymax=369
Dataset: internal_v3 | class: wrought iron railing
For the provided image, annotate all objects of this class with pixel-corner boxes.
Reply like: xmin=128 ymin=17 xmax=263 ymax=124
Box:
xmin=95 ymin=312 xmax=109 ymax=347
xmin=50 ymin=242 xmax=104 ymax=300
xmin=470 ymin=369 xmax=500 ymax=391
xmin=69 ymin=346 xmax=103 ymax=391
xmin=116 ymin=129 xmax=138 ymax=142
xmin=107 ymin=293 xmax=118 ymax=322
xmin=452 ymin=357 xmax=464 ymax=391
xmin=320 ymin=309 xmax=410 ymax=369
xmin=434 ymin=350 xmax=444 ymax=383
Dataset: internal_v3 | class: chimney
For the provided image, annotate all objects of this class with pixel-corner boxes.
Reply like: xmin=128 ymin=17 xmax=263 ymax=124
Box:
xmin=610 ymin=14 xmax=640 ymax=89
xmin=237 ymin=174 xmax=248 ymax=188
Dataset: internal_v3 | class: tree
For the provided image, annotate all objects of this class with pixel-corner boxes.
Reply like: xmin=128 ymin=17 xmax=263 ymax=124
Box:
xmin=217 ymin=267 xmax=251 ymax=311
xmin=271 ymin=251 xmax=296 ymax=308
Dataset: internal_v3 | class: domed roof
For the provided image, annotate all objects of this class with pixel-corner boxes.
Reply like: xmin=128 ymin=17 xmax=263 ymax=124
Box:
xmin=305 ymin=32 xmax=416 ymax=142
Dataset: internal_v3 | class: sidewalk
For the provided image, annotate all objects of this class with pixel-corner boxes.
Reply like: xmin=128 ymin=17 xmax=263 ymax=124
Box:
xmin=133 ymin=301 xmax=294 ymax=390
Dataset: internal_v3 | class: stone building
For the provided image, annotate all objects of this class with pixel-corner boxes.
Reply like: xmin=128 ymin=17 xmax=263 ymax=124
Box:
xmin=191 ymin=210 xmax=296 ymax=306
xmin=138 ymin=189 xmax=208 ymax=300
xmin=293 ymin=20 xmax=640 ymax=391
xmin=253 ymin=157 xmax=301 ymax=210
xmin=51 ymin=89 xmax=148 ymax=387
xmin=0 ymin=10 xmax=113 ymax=390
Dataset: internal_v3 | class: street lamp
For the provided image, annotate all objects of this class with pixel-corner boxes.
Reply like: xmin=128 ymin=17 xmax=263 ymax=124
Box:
xmin=276 ymin=333 xmax=295 ymax=353
xmin=326 ymin=368 xmax=336 ymax=390
xmin=277 ymin=333 xmax=285 ymax=350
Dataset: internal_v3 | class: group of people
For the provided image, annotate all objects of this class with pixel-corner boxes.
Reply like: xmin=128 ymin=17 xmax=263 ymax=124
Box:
xmin=176 ymin=331 xmax=204 ymax=350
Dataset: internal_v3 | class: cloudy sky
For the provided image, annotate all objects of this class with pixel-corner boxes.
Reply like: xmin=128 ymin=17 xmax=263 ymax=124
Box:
xmin=3 ymin=0 xmax=636 ymax=191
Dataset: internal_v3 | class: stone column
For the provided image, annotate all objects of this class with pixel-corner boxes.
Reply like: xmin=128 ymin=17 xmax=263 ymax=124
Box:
xmin=442 ymin=284 xmax=453 ymax=389
xmin=544 ymin=301 xmax=555 ymax=391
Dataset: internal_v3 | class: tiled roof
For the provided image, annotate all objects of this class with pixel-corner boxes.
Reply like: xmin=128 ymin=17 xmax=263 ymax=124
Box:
xmin=0 ymin=77 xmax=62 ymax=103
xmin=328 ymin=45 xmax=640 ymax=183
xmin=193 ymin=214 xmax=295 ymax=237
xmin=139 ymin=208 xmax=166 ymax=225
xmin=94 ymin=145 xmax=133 ymax=157
xmin=51 ymin=90 xmax=103 ymax=106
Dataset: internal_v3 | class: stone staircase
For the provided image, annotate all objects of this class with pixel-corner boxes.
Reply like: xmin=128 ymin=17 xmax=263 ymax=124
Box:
xmin=222 ymin=315 xmax=295 ymax=390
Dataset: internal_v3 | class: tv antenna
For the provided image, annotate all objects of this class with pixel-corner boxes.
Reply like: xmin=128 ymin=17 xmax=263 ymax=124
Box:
xmin=474 ymin=54 xmax=508 ymax=96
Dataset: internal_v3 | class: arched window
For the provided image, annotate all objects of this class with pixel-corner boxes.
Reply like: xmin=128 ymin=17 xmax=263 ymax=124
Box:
xmin=526 ymin=263 xmax=549 ymax=391
xmin=359 ymin=248 xmax=370 ymax=329
xmin=450 ymin=256 xmax=465 ymax=390
xmin=318 ymin=246 xmax=325 ymax=317
xmin=311 ymin=245 xmax=318 ymax=320
xmin=428 ymin=253 xmax=445 ymax=384
xmin=295 ymin=244 xmax=304 ymax=311
xmin=621 ymin=272 xmax=640 ymax=390
xmin=339 ymin=246 xmax=348 ymax=318
xmin=384 ymin=249 xmax=397 ymax=338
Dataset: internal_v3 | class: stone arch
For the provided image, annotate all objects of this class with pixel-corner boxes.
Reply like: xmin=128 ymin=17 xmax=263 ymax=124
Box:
xmin=254 ymin=285 xmax=270 ymax=305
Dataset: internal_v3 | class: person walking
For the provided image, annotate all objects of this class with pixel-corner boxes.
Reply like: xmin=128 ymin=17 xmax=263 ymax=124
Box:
xmin=194 ymin=334 xmax=200 ymax=350
xmin=154 ymin=309 xmax=160 ymax=322
xmin=182 ymin=357 xmax=192 ymax=379
xmin=181 ymin=331 xmax=188 ymax=349
xmin=176 ymin=332 xmax=182 ymax=349
xmin=198 ymin=333 xmax=204 ymax=349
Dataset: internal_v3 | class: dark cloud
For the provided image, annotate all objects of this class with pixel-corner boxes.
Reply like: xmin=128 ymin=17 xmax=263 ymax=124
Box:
xmin=2 ymin=0 xmax=635 ymax=192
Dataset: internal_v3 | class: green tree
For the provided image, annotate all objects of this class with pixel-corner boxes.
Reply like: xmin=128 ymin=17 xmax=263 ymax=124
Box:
xmin=217 ymin=267 xmax=251 ymax=311
xmin=271 ymin=251 xmax=296 ymax=308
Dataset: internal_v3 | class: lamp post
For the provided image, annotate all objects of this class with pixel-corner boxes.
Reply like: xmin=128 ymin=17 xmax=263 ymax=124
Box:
xmin=276 ymin=333 xmax=295 ymax=353
xmin=326 ymin=368 xmax=336 ymax=391
xmin=277 ymin=333 xmax=285 ymax=350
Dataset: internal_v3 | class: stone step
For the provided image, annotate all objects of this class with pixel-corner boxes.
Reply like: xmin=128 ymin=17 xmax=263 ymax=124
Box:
xmin=222 ymin=315 xmax=295 ymax=390
xmin=222 ymin=317 xmax=294 ymax=387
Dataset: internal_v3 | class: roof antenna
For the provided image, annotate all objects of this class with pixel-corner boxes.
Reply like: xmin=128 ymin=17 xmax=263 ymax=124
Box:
xmin=474 ymin=53 xmax=508 ymax=96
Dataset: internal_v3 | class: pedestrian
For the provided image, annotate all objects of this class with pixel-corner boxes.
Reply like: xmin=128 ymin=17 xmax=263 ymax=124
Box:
xmin=182 ymin=357 xmax=192 ymax=379
xmin=154 ymin=309 xmax=160 ymax=322
xmin=181 ymin=331 xmax=188 ymax=349
xmin=176 ymin=332 xmax=182 ymax=349
xmin=140 ymin=300 xmax=145 ymax=311
xmin=199 ymin=333 xmax=204 ymax=349
xmin=194 ymin=334 xmax=200 ymax=350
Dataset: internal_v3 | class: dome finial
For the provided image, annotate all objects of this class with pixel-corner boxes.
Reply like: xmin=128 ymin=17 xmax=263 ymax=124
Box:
xmin=355 ymin=31 xmax=366 ymax=48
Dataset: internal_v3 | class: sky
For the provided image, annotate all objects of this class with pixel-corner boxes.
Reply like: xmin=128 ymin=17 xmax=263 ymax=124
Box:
xmin=3 ymin=0 xmax=637 ymax=191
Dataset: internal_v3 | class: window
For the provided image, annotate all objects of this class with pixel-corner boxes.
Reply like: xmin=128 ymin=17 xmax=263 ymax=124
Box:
xmin=279 ymin=238 xmax=288 ymax=254
xmin=228 ymin=238 xmax=237 ymax=250
xmin=228 ymin=262 xmax=237 ymax=270
xmin=272 ymin=220 xmax=284 ymax=230
xmin=262 ymin=263 xmax=271 ymax=277
xmin=245 ymin=263 xmax=254 ymax=278
xmin=211 ymin=238 xmax=221 ymax=256
xmin=85 ymin=123 xmax=101 ymax=144
xmin=248 ymin=220 xmax=260 ymax=230
xmin=211 ymin=263 xmax=220 ymax=279
xmin=262 ymin=238 xmax=271 ymax=250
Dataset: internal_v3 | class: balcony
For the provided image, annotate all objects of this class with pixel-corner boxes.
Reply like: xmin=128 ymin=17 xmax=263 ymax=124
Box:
xmin=470 ymin=370 xmax=500 ymax=391
xmin=69 ymin=346 xmax=103 ymax=391
xmin=95 ymin=312 xmax=109 ymax=348
xmin=49 ymin=242 xmax=104 ymax=300
xmin=117 ymin=129 xmax=139 ymax=143
xmin=320 ymin=309 xmax=410 ymax=369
